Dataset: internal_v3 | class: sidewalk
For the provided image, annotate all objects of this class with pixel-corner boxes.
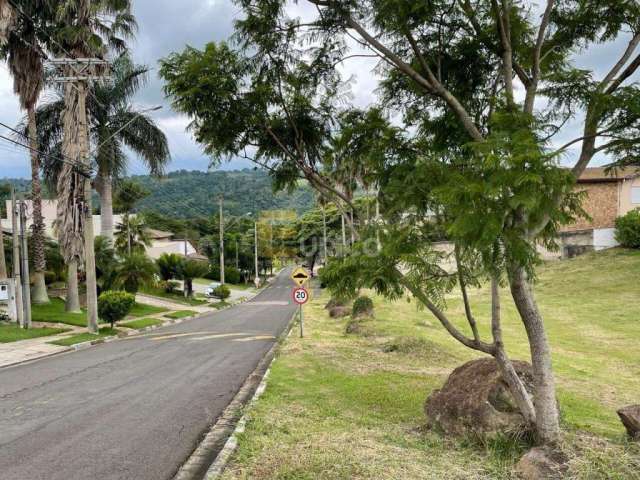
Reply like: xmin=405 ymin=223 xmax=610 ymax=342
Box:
xmin=135 ymin=293 xmax=213 ymax=314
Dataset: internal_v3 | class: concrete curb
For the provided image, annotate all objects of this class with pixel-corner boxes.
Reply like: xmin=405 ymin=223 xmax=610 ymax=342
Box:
xmin=173 ymin=312 xmax=296 ymax=480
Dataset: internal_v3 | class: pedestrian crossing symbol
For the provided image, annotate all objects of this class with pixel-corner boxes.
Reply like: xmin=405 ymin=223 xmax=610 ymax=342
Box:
xmin=291 ymin=267 xmax=310 ymax=287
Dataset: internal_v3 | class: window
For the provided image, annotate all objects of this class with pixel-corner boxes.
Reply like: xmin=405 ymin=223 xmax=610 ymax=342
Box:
xmin=632 ymin=187 xmax=640 ymax=205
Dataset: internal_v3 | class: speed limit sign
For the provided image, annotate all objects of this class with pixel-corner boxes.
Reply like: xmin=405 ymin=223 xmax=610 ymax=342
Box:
xmin=292 ymin=287 xmax=309 ymax=305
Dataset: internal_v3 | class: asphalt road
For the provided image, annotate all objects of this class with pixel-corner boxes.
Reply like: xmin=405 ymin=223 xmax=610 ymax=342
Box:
xmin=0 ymin=269 xmax=298 ymax=480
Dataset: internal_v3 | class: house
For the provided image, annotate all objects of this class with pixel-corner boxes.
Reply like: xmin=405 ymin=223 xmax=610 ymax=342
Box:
xmin=543 ymin=167 xmax=640 ymax=258
xmin=0 ymin=200 xmax=199 ymax=261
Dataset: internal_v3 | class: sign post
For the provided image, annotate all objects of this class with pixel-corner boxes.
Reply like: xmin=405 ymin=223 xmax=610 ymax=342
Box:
xmin=292 ymin=286 xmax=309 ymax=338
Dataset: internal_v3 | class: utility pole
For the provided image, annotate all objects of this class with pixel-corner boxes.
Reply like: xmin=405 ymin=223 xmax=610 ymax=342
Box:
xmin=219 ymin=195 xmax=225 ymax=284
xmin=11 ymin=188 xmax=23 ymax=328
xmin=49 ymin=57 xmax=110 ymax=335
xmin=19 ymin=200 xmax=31 ymax=329
xmin=127 ymin=214 xmax=132 ymax=255
xmin=254 ymin=221 xmax=259 ymax=288
xmin=235 ymin=237 xmax=239 ymax=270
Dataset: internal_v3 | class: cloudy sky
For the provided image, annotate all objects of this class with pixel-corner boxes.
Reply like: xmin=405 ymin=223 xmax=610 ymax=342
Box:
xmin=0 ymin=1 xmax=632 ymax=178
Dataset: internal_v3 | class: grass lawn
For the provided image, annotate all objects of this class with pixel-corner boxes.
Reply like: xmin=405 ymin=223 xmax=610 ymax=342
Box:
xmin=31 ymin=298 xmax=87 ymax=327
xmin=164 ymin=310 xmax=197 ymax=319
xmin=140 ymin=286 xmax=207 ymax=306
xmin=121 ymin=318 xmax=164 ymax=330
xmin=49 ymin=327 xmax=122 ymax=347
xmin=128 ymin=302 xmax=168 ymax=318
xmin=164 ymin=310 xmax=198 ymax=320
xmin=210 ymin=301 xmax=231 ymax=310
xmin=0 ymin=324 xmax=69 ymax=343
xmin=221 ymin=248 xmax=640 ymax=480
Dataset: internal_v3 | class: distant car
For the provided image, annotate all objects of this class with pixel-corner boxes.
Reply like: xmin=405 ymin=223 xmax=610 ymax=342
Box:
xmin=204 ymin=282 xmax=221 ymax=298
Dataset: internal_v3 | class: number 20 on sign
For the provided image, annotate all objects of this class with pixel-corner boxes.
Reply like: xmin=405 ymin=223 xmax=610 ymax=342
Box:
xmin=293 ymin=287 xmax=308 ymax=338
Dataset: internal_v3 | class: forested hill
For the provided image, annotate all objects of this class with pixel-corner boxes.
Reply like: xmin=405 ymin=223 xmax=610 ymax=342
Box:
xmin=131 ymin=169 xmax=315 ymax=218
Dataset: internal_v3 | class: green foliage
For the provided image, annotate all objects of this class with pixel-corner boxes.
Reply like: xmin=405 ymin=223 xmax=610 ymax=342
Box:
xmin=98 ymin=291 xmax=135 ymax=329
xmin=115 ymin=214 xmax=152 ymax=255
xmin=94 ymin=235 xmax=119 ymax=293
xmin=114 ymin=179 xmax=150 ymax=214
xmin=224 ymin=266 xmax=241 ymax=284
xmin=615 ymin=209 xmax=640 ymax=248
xmin=156 ymin=253 xmax=183 ymax=281
xmin=179 ymin=259 xmax=209 ymax=298
xmin=212 ymin=284 xmax=231 ymax=300
xmin=352 ymin=296 xmax=374 ymax=318
xmin=134 ymin=169 xmax=313 ymax=219
xmin=114 ymin=253 xmax=157 ymax=294
xmin=44 ymin=271 xmax=56 ymax=285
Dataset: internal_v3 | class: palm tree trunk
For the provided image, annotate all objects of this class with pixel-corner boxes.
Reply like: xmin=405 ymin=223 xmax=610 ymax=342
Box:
xmin=98 ymin=174 xmax=115 ymax=243
xmin=27 ymin=105 xmax=49 ymax=304
xmin=65 ymin=258 xmax=81 ymax=313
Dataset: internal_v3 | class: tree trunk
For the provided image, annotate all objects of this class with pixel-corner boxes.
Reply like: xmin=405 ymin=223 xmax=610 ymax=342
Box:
xmin=509 ymin=265 xmax=560 ymax=445
xmin=27 ymin=105 xmax=49 ymax=304
xmin=65 ymin=258 xmax=81 ymax=313
xmin=98 ymin=174 xmax=114 ymax=243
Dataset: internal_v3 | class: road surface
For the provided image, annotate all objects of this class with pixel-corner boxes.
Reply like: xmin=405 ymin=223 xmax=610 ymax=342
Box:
xmin=0 ymin=270 xmax=297 ymax=480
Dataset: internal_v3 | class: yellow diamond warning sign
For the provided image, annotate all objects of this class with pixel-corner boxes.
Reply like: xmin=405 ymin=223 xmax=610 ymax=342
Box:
xmin=291 ymin=267 xmax=310 ymax=287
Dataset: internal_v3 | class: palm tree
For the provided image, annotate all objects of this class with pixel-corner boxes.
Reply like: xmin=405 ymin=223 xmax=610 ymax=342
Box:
xmin=3 ymin=0 xmax=55 ymax=303
xmin=114 ymin=253 xmax=157 ymax=294
xmin=114 ymin=214 xmax=152 ymax=255
xmin=34 ymin=54 xmax=169 ymax=243
xmin=179 ymin=259 xmax=208 ymax=298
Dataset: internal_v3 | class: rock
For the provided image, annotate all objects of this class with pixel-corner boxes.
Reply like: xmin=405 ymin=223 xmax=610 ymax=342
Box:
xmin=325 ymin=297 xmax=347 ymax=310
xmin=345 ymin=319 xmax=373 ymax=336
xmin=515 ymin=446 xmax=568 ymax=480
xmin=328 ymin=306 xmax=350 ymax=318
xmin=425 ymin=358 xmax=535 ymax=438
xmin=617 ymin=405 xmax=640 ymax=440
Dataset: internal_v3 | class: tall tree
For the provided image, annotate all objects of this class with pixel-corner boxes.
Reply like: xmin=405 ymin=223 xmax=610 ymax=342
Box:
xmin=53 ymin=0 xmax=136 ymax=324
xmin=164 ymin=0 xmax=640 ymax=447
xmin=3 ymin=0 xmax=55 ymax=303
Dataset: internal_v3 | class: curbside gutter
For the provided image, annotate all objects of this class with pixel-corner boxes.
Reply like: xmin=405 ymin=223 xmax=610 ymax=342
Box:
xmin=172 ymin=311 xmax=297 ymax=480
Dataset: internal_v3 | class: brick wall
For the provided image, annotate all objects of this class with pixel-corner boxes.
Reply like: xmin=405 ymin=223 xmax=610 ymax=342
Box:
xmin=563 ymin=182 xmax=619 ymax=231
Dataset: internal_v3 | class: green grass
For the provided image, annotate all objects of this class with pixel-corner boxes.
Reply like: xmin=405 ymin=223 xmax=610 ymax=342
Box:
xmin=49 ymin=327 xmax=122 ymax=347
xmin=128 ymin=302 xmax=168 ymax=318
xmin=140 ymin=286 xmax=207 ymax=306
xmin=220 ymin=248 xmax=640 ymax=480
xmin=0 ymin=324 xmax=69 ymax=343
xmin=164 ymin=310 xmax=197 ymax=319
xmin=210 ymin=301 xmax=231 ymax=310
xmin=120 ymin=318 xmax=164 ymax=330
xmin=31 ymin=298 xmax=87 ymax=326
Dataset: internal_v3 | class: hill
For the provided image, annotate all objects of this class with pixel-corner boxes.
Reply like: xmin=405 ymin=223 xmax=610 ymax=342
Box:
xmin=130 ymin=169 xmax=314 ymax=218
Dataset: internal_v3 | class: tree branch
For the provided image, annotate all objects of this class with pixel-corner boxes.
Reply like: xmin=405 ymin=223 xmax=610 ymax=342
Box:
xmin=524 ymin=0 xmax=555 ymax=114
xmin=601 ymin=32 xmax=640 ymax=88
xmin=454 ymin=245 xmax=481 ymax=343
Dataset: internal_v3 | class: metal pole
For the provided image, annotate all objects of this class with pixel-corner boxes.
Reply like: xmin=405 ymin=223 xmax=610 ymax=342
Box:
xmin=219 ymin=195 xmax=225 ymax=284
xmin=299 ymin=305 xmax=304 ymax=338
xmin=11 ymin=189 xmax=23 ymax=328
xmin=19 ymin=200 xmax=31 ymax=329
xmin=235 ymin=238 xmax=239 ymax=270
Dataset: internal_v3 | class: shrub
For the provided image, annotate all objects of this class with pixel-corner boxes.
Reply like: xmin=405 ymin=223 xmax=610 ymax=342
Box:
xmin=615 ymin=209 xmax=640 ymax=248
xmin=204 ymin=265 xmax=220 ymax=281
xmin=224 ymin=266 xmax=241 ymax=284
xmin=98 ymin=291 xmax=136 ymax=329
xmin=212 ymin=284 xmax=231 ymax=300
xmin=156 ymin=253 xmax=184 ymax=280
xmin=165 ymin=280 xmax=180 ymax=294
xmin=352 ymin=296 xmax=374 ymax=318
xmin=44 ymin=271 xmax=57 ymax=285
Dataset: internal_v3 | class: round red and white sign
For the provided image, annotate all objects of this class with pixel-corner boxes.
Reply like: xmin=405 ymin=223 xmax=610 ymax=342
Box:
xmin=292 ymin=287 xmax=309 ymax=305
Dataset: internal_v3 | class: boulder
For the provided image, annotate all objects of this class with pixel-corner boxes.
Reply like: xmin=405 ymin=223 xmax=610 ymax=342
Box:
xmin=328 ymin=306 xmax=351 ymax=318
xmin=515 ymin=447 xmax=568 ymax=480
xmin=425 ymin=358 xmax=535 ymax=438
xmin=617 ymin=405 xmax=640 ymax=440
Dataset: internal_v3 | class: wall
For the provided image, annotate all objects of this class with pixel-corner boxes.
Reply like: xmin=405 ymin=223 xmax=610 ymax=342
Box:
xmin=619 ymin=176 xmax=640 ymax=216
xmin=563 ymin=182 xmax=619 ymax=232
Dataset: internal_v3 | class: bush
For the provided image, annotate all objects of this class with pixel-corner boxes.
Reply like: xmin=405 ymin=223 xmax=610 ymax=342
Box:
xmin=224 ymin=266 xmax=241 ymax=284
xmin=98 ymin=291 xmax=136 ymax=329
xmin=204 ymin=265 xmax=220 ymax=281
xmin=615 ymin=209 xmax=640 ymax=248
xmin=44 ymin=271 xmax=57 ymax=285
xmin=165 ymin=280 xmax=180 ymax=294
xmin=212 ymin=284 xmax=231 ymax=300
xmin=352 ymin=296 xmax=374 ymax=318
